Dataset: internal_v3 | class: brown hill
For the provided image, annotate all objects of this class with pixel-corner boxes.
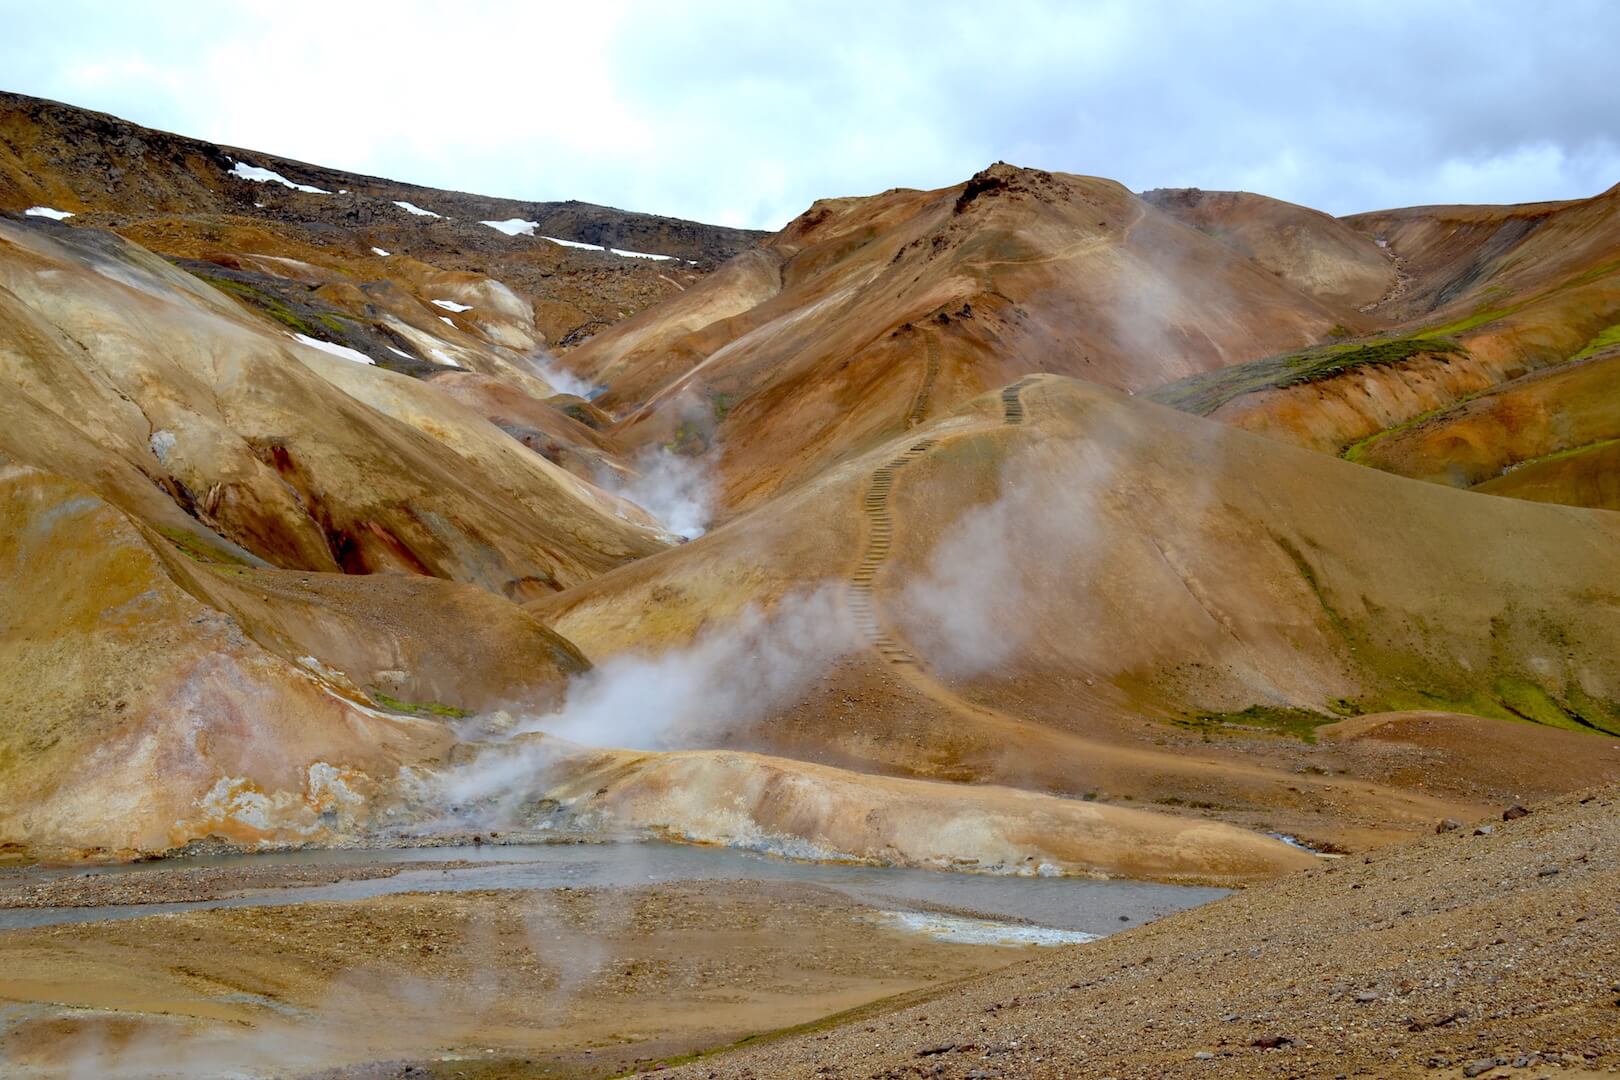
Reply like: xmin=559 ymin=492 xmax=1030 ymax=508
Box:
xmin=560 ymin=164 xmax=1388 ymax=515
xmin=0 ymin=90 xmax=765 ymax=347
xmin=1149 ymin=184 xmax=1620 ymax=512
xmin=0 ymin=212 xmax=672 ymax=859
xmin=1143 ymin=186 xmax=1397 ymax=308
xmin=531 ymin=375 xmax=1620 ymax=854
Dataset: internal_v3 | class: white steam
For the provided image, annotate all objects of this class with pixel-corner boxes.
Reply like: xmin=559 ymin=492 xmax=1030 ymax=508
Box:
xmin=593 ymin=446 xmax=714 ymax=539
xmin=524 ymin=586 xmax=855 ymax=746
xmin=431 ymin=586 xmax=858 ymax=821
xmin=895 ymin=441 xmax=1109 ymax=677
xmin=522 ymin=346 xmax=602 ymax=399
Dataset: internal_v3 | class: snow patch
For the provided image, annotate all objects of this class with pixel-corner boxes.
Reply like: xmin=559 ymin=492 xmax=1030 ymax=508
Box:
xmin=481 ymin=218 xmax=539 ymax=237
xmin=394 ymin=200 xmax=441 ymax=218
xmin=291 ymin=333 xmax=376 ymax=365
xmin=542 ymin=235 xmax=605 ymax=251
xmin=431 ymin=299 xmax=473 ymax=312
xmin=386 ymin=345 xmax=414 ymax=359
xmin=429 ymin=348 xmax=462 ymax=368
xmin=23 ymin=206 xmax=74 ymax=220
xmin=610 ymin=247 xmax=677 ymax=261
xmin=229 ymin=162 xmax=330 ymax=194
xmin=439 ymin=316 xmax=456 ymax=327
xmin=371 ymin=247 xmax=391 ymax=257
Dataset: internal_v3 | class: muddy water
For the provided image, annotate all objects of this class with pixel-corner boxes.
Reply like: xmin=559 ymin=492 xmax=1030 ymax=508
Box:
xmin=0 ymin=842 xmax=1226 ymax=933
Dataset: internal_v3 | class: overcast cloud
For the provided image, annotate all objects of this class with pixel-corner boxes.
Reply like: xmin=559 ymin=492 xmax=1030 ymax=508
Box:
xmin=2 ymin=0 xmax=1616 ymax=229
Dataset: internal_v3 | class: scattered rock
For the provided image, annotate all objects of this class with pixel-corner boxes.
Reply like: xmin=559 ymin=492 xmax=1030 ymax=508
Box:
xmin=1475 ymin=825 xmax=1495 ymax=836
xmin=1252 ymin=1035 xmax=1294 ymax=1049
xmin=1503 ymin=805 xmax=1531 ymax=821
xmin=1437 ymin=819 xmax=1462 ymax=833
xmin=1537 ymin=865 xmax=1559 ymax=877
xmin=1194 ymin=1050 xmax=1216 ymax=1060
xmin=1463 ymin=1057 xmax=1505 ymax=1077
xmin=916 ymin=1043 xmax=957 ymax=1057
xmin=1354 ymin=990 xmax=1380 ymax=1002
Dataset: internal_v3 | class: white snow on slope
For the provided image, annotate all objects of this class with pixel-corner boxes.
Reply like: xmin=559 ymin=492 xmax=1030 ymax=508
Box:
xmin=534 ymin=233 xmax=679 ymax=261
xmin=386 ymin=346 xmax=413 ymax=360
xmin=481 ymin=218 xmax=539 ymax=237
xmin=429 ymin=348 xmax=462 ymax=368
xmin=291 ymin=333 xmax=375 ymax=365
xmin=371 ymin=247 xmax=391 ymax=257
xmin=230 ymin=162 xmax=330 ymax=194
xmin=542 ymin=235 xmax=605 ymax=251
xmin=431 ymin=299 xmax=473 ymax=312
xmin=394 ymin=200 xmax=441 ymax=218
xmin=440 ymin=316 xmax=456 ymax=327
xmin=24 ymin=206 xmax=74 ymax=220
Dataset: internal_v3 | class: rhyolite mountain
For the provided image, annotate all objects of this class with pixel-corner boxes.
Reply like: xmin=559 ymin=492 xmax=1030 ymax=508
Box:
xmin=2 ymin=91 xmax=1618 ymax=877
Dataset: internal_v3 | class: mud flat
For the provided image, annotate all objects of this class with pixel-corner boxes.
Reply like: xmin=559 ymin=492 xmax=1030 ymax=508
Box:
xmin=0 ymin=843 xmax=1224 ymax=1077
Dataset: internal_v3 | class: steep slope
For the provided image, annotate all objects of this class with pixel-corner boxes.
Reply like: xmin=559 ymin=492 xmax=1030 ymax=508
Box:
xmin=0 ymin=464 xmax=588 ymax=860
xmin=1142 ymin=186 xmax=1398 ymax=309
xmin=1149 ymin=184 xmax=1620 ymax=512
xmin=0 ymin=90 xmax=764 ymax=346
xmin=1346 ymin=342 xmax=1620 ymax=504
xmin=560 ymin=164 xmax=1385 ymax=514
xmin=530 ymin=375 xmax=1620 ymax=852
xmin=0 ymin=216 xmax=670 ymax=597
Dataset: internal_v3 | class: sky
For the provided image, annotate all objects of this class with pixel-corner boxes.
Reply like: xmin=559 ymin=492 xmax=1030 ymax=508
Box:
xmin=2 ymin=0 xmax=1616 ymax=231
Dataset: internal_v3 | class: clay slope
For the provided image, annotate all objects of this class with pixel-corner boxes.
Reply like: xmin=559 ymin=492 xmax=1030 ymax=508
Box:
xmin=532 ymin=375 xmax=1620 ymax=851
xmin=0 ymin=463 xmax=588 ymax=860
xmin=0 ymin=90 xmax=764 ymax=346
xmin=669 ymin=787 xmax=1620 ymax=1080
xmin=0 ymin=212 xmax=657 ymax=858
xmin=1149 ymin=184 xmax=1620 ymax=511
xmin=1143 ymin=186 xmax=1397 ymax=309
xmin=561 ymin=164 xmax=1386 ymax=514
xmin=0 ymin=216 xmax=669 ymax=597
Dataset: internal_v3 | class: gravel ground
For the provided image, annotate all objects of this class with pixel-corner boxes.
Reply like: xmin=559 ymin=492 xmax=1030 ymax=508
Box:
xmin=0 ymin=862 xmax=423 ymax=907
xmin=655 ymin=788 xmax=1620 ymax=1080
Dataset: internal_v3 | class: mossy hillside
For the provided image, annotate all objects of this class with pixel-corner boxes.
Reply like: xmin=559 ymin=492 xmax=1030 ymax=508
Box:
xmin=1212 ymin=533 xmax=1620 ymax=738
xmin=1149 ymin=337 xmax=1466 ymax=417
xmin=1567 ymin=321 xmax=1620 ymax=363
xmin=191 ymin=271 xmax=317 ymax=335
xmin=1174 ymin=705 xmax=1335 ymax=743
xmin=371 ymin=692 xmax=473 ymax=719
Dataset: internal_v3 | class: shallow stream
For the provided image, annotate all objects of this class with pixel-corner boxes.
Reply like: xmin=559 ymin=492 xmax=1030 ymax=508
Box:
xmin=0 ymin=841 xmax=1227 ymax=938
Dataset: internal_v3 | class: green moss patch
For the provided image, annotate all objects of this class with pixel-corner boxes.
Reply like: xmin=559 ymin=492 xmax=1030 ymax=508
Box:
xmin=1150 ymin=337 xmax=1465 ymax=416
xmin=1568 ymin=322 xmax=1620 ymax=363
xmin=1174 ymin=705 xmax=1334 ymax=743
xmin=155 ymin=525 xmax=252 ymax=566
xmin=371 ymin=692 xmax=473 ymax=719
xmin=191 ymin=271 xmax=318 ymax=335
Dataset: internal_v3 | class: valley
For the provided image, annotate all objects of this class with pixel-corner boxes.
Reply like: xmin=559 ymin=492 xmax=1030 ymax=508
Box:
xmin=0 ymin=87 xmax=1617 ymax=1078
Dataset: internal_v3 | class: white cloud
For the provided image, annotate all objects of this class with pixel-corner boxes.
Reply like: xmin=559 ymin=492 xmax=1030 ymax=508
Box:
xmin=4 ymin=0 xmax=1617 ymax=228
